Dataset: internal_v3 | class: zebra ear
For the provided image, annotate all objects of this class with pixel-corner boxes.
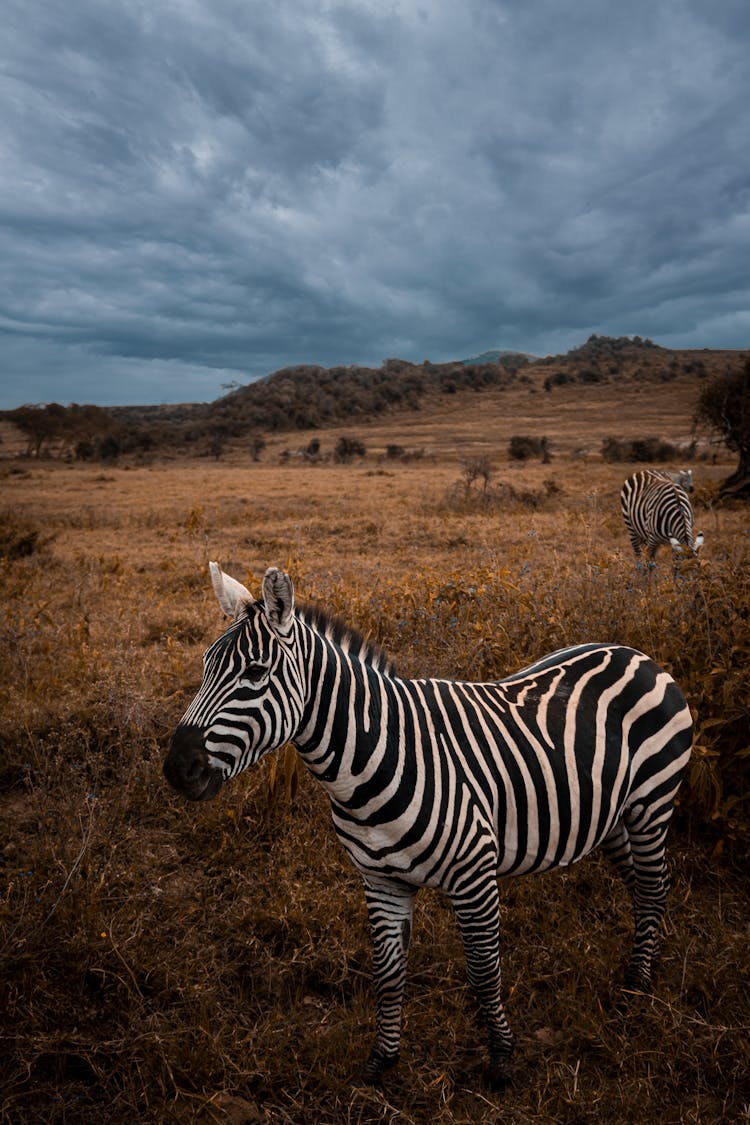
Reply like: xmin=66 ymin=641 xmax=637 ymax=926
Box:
xmin=694 ymin=532 xmax=704 ymax=550
xmin=209 ymin=562 xmax=253 ymax=619
xmin=262 ymin=567 xmax=295 ymax=635
xmin=669 ymin=538 xmax=684 ymax=552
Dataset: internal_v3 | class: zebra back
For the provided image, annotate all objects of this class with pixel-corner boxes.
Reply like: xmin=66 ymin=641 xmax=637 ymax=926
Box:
xmin=656 ymin=468 xmax=694 ymax=492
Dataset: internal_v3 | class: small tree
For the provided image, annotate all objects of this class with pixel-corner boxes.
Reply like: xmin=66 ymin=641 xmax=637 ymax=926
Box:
xmin=460 ymin=456 xmax=492 ymax=494
xmin=694 ymin=355 xmax=750 ymax=498
xmin=208 ymin=424 xmax=229 ymax=460
xmin=249 ymin=433 xmax=266 ymax=462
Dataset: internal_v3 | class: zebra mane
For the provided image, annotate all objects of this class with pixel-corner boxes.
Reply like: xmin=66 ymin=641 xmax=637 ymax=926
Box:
xmin=296 ymin=602 xmax=395 ymax=675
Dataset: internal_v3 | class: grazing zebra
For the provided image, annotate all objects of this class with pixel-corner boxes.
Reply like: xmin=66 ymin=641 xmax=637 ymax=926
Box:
xmin=620 ymin=469 xmax=703 ymax=563
xmin=164 ymin=563 xmax=693 ymax=1088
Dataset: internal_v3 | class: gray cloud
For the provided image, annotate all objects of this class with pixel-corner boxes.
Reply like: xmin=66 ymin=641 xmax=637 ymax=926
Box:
xmin=1 ymin=0 xmax=748 ymax=407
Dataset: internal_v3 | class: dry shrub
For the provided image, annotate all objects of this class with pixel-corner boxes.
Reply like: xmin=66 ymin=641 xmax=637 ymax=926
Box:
xmin=0 ymin=507 xmax=51 ymax=560
xmin=442 ymin=477 xmax=562 ymax=513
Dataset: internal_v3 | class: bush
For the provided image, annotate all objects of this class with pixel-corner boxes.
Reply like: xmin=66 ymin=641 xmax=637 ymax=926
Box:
xmin=333 ymin=436 xmax=366 ymax=463
xmin=97 ymin=435 xmax=121 ymax=461
xmin=601 ymin=436 xmax=679 ymax=462
xmin=0 ymin=508 xmax=49 ymax=559
xmin=543 ymin=371 xmax=575 ymax=391
xmin=508 ymin=435 xmax=550 ymax=462
xmin=578 ymin=367 xmax=605 ymax=384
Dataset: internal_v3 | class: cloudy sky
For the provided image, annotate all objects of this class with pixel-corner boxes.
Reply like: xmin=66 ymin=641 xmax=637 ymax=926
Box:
xmin=1 ymin=0 xmax=749 ymax=408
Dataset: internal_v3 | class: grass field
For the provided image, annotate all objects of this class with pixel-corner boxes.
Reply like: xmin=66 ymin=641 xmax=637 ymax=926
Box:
xmin=1 ymin=371 xmax=749 ymax=1123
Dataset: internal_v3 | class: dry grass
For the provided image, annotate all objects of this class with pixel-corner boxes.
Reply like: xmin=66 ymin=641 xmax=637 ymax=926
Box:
xmin=1 ymin=375 xmax=749 ymax=1123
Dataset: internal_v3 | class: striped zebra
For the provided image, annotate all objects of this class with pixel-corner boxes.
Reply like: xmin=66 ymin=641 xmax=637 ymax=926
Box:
xmin=620 ymin=469 xmax=703 ymax=563
xmin=164 ymin=563 xmax=693 ymax=1088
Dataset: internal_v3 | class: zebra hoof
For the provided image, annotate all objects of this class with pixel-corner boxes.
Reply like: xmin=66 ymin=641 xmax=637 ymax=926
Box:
xmin=355 ymin=1049 xmax=400 ymax=1086
xmin=483 ymin=1057 xmax=513 ymax=1091
xmin=622 ymin=970 xmax=651 ymax=998
xmin=484 ymin=1040 xmax=514 ymax=1091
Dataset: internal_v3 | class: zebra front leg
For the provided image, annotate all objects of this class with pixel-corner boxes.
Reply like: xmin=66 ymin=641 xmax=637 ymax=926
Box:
xmin=451 ymin=878 xmax=514 ymax=1089
xmin=359 ymin=877 xmax=416 ymax=1085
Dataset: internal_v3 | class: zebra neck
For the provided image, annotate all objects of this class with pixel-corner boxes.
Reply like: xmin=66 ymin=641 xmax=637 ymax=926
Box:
xmin=292 ymin=624 xmax=391 ymax=797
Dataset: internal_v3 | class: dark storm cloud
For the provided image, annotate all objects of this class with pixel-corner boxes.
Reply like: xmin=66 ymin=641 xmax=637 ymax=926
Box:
xmin=1 ymin=0 xmax=748 ymax=407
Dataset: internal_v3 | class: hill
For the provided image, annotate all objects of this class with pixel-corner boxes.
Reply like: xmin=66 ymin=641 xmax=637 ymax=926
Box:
xmin=0 ymin=335 xmax=745 ymax=461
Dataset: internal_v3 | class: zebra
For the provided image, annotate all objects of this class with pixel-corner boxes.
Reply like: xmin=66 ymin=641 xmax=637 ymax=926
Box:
xmin=620 ymin=469 xmax=703 ymax=563
xmin=164 ymin=563 xmax=693 ymax=1089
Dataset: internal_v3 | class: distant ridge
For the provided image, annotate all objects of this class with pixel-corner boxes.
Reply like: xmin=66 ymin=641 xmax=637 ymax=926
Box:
xmin=2 ymin=336 xmax=745 ymax=460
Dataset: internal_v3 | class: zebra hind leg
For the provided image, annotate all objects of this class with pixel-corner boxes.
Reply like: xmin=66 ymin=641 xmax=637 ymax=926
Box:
xmin=358 ymin=878 xmax=416 ymax=1085
xmin=451 ymin=878 xmax=515 ymax=1089
xmin=600 ymin=818 xmax=636 ymax=893
xmin=621 ymin=814 xmax=672 ymax=993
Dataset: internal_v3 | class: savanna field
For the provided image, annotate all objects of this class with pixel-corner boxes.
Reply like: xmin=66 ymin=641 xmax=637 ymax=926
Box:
xmin=1 ymin=368 xmax=749 ymax=1124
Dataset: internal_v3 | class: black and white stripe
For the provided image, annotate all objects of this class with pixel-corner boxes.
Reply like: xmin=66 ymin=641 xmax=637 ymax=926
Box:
xmin=620 ymin=469 xmax=703 ymax=562
xmin=164 ymin=563 xmax=694 ymax=1088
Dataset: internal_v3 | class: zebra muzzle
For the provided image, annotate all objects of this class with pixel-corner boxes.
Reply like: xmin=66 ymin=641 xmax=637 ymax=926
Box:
xmin=164 ymin=725 xmax=224 ymax=801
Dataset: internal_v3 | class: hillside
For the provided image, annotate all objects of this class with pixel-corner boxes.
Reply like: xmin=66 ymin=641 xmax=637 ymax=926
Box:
xmin=0 ymin=335 xmax=745 ymax=461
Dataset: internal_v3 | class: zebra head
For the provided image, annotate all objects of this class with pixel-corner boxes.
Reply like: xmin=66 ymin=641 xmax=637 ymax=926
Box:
xmin=669 ymin=526 xmax=704 ymax=554
xmin=669 ymin=531 xmax=704 ymax=553
xmin=164 ymin=564 xmax=305 ymax=801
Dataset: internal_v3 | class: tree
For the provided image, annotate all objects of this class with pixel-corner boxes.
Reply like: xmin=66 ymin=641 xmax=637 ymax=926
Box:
xmin=9 ymin=403 xmax=66 ymax=457
xmin=460 ymin=456 xmax=492 ymax=494
xmin=694 ymin=355 xmax=750 ymax=498
xmin=5 ymin=402 xmax=120 ymax=459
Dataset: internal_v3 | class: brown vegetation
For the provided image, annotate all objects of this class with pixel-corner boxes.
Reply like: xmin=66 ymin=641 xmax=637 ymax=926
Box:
xmin=1 ymin=363 xmax=749 ymax=1123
